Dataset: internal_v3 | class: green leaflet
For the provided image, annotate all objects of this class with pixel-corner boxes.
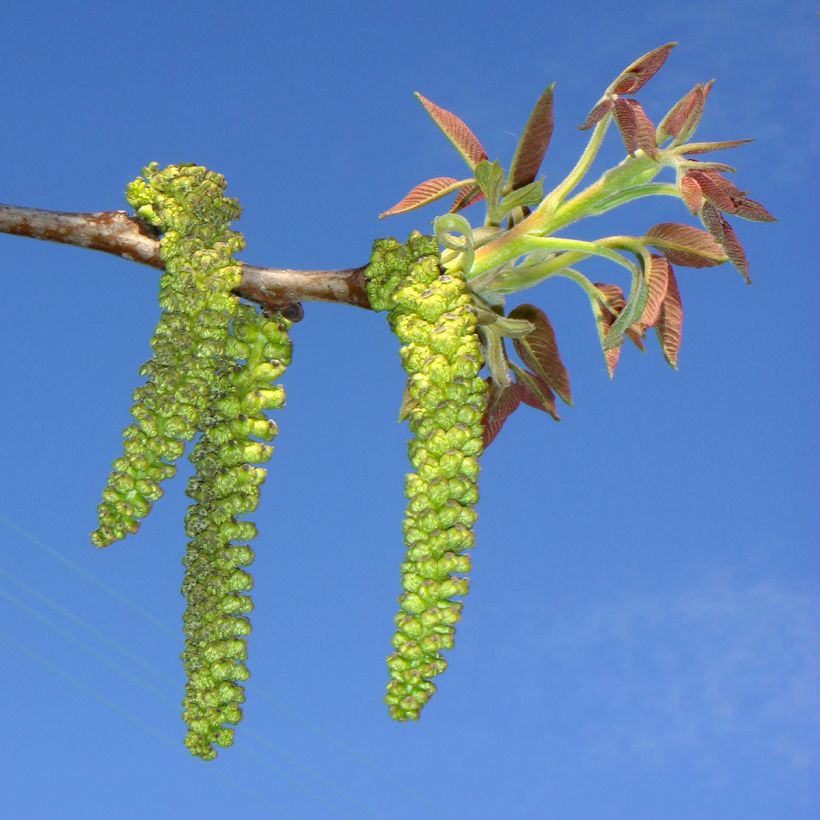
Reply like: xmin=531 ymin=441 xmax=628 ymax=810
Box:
xmin=92 ymin=163 xmax=244 ymax=547
xmin=365 ymin=233 xmax=487 ymax=721
xmin=181 ymin=304 xmax=292 ymax=760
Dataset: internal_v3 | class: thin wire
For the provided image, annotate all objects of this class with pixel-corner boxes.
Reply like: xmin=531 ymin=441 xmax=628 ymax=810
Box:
xmin=0 ymin=512 xmax=444 ymax=817
xmin=0 ymin=513 xmax=175 ymax=637
xmin=0 ymin=580 xmax=377 ymax=820
xmin=0 ymin=628 xmax=289 ymax=819
xmin=0 ymin=517 xmax=427 ymax=818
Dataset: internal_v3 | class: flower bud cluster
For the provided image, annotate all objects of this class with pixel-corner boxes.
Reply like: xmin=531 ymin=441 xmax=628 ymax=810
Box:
xmin=365 ymin=233 xmax=487 ymax=721
xmin=92 ymin=164 xmax=243 ymax=547
xmin=180 ymin=303 xmax=292 ymax=760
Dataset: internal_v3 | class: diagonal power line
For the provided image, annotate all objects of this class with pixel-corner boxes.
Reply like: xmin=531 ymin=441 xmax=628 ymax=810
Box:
xmin=0 ymin=513 xmax=444 ymax=817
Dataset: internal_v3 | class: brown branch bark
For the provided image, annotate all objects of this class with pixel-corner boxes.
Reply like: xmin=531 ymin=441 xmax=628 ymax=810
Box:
xmin=0 ymin=203 xmax=371 ymax=312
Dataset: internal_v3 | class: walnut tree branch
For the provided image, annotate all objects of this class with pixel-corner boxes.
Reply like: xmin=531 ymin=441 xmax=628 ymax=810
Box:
xmin=0 ymin=203 xmax=371 ymax=312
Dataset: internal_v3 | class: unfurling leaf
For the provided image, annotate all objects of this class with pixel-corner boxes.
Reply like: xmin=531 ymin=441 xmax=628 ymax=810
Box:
xmin=657 ymin=80 xmax=712 ymax=143
xmin=592 ymin=284 xmax=625 ymax=378
xmin=508 ymin=304 xmax=571 ymax=405
xmin=507 ymin=83 xmax=555 ymax=192
xmin=655 ymin=268 xmax=683 ymax=368
xmin=701 ymin=202 xmax=750 ymax=282
xmin=579 ymin=98 xmax=613 ymax=131
xmin=644 ymin=223 xmax=726 ymax=267
xmin=510 ymin=363 xmax=559 ymax=421
xmin=379 ymin=177 xmax=469 ymax=219
xmin=415 ymin=92 xmax=488 ymax=170
xmin=482 ymin=378 xmax=521 ymax=448
xmin=603 ymin=267 xmax=648 ymax=351
xmin=474 ymin=160 xmax=505 ymax=209
xmin=591 ymin=284 xmax=645 ymax=378
xmin=637 ymin=255 xmax=670 ymax=331
xmin=608 ymin=42 xmax=676 ymax=96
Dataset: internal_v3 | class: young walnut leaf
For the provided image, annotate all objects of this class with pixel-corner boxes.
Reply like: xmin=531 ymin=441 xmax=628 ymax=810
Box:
xmin=579 ymin=98 xmax=614 ymax=131
xmin=657 ymin=80 xmax=713 ymax=143
xmin=507 ymin=83 xmax=555 ymax=193
xmin=508 ymin=304 xmax=571 ymax=405
xmin=592 ymin=284 xmax=625 ymax=378
xmin=581 ymin=43 xmax=674 ymax=132
xmin=679 ymin=174 xmax=704 ymax=214
xmin=688 ymin=169 xmax=775 ymax=223
xmin=379 ymin=177 xmax=470 ymax=219
xmin=654 ymin=268 xmax=683 ymax=368
xmin=449 ymin=183 xmax=484 ymax=213
xmin=733 ymin=197 xmax=776 ymax=223
xmin=510 ymin=363 xmax=559 ymax=421
xmin=608 ymin=42 xmax=677 ymax=96
xmin=688 ymin=170 xmax=740 ymax=214
xmin=482 ymin=378 xmax=522 ymax=448
xmin=644 ymin=223 xmax=726 ymax=268
xmin=613 ymin=98 xmax=658 ymax=158
xmin=591 ymin=284 xmax=645 ymax=378
xmin=636 ymin=255 xmax=670 ymax=331
xmin=700 ymin=202 xmax=750 ymax=282
xmin=415 ymin=92 xmax=488 ymax=170
xmin=681 ymin=138 xmax=752 ymax=155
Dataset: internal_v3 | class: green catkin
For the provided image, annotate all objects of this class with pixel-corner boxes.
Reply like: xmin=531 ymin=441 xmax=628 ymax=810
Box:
xmin=365 ymin=233 xmax=487 ymax=721
xmin=181 ymin=303 xmax=291 ymax=760
xmin=92 ymin=163 xmax=244 ymax=548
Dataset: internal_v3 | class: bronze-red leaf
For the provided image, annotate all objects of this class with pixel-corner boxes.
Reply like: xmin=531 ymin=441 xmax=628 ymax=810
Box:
xmin=659 ymin=79 xmax=714 ymax=143
xmin=613 ymin=97 xmax=638 ymax=156
xmin=482 ymin=378 xmax=521 ymax=448
xmin=733 ymin=196 xmax=776 ymax=223
xmin=449 ymin=183 xmax=485 ymax=213
xmin=508 ymin=83 xmax=555 ymax=192
xmin=579 ymin=98 xmax=613 ymax=131
xmin=637 ymin=254 xmax=670 ymax=331
xmin=379 ymin=177 xmax=465 ymax=219
xmin=658 ymin=83 xmax=703 ymax=142
xmin=508 ymin=304 xmax=571 ymax=405
xmin=682 ymin=138 xmax=752 ymax=155
xmin=644 ymin=223 xmax=726 ymax=268
xmin=688 ymin=170 xmax=740 ymax=214
xmin=679 ymin=173 xmax=704 ymax=214
xmin=592 ymin=283 xmax=645 ymax=377
xmin=654 ymin=267 xmax=683 ymax=368
xmin=701 ymin=202 xmax=750 ymax=282
xmin=609 ymin=42 xmax=676 ymax=96
xmin=624 ymin=98 xmax=658 ymax=157
xmin=511 ymin=364 xmax=559 ymax=421
xmin=415 ymin=92 xmax=488 ymax=170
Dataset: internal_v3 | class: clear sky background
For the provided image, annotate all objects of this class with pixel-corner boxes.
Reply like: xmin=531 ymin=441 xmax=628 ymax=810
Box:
xmin=0 ymin=2 xmax=817 ymax=818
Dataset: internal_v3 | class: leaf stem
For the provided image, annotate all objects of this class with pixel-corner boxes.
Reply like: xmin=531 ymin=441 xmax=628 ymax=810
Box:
xmin=540 ymin=115 xmax=613 ymax=214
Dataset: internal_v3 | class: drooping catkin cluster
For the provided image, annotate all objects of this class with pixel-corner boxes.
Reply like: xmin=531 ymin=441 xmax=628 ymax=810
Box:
xmin=92 ymin=163 xmax=244 ymax=548
xmin=181 ymin=304 xmax=291 ymax=760
xmin=90 ymin=163 xmax=293 ymax=759
xmin=365 ymin=233 xmax=487 ymax=721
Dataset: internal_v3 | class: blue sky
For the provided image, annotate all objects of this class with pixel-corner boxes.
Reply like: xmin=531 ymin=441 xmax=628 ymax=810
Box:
xmin=0 ymin=1 xmax=817 ymax=818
